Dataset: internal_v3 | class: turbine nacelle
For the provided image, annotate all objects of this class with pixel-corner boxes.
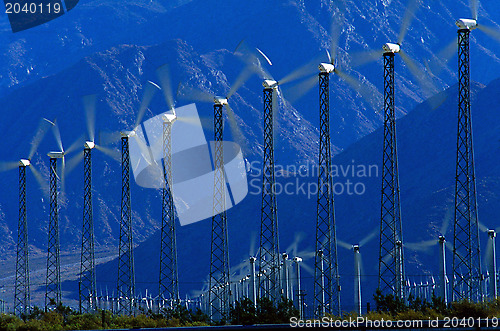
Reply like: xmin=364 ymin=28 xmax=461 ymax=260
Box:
xmin=353 ymin=244 xmax=360 ymax=252
xmin=293 ymin=257 xmax=302 ymax=263
xmin=382 ymin=43 xmax=401 ymax=54
xmin=19 ymin=159 xmax=30 ymax=167
xmin=162 ymin=113 xmax=177 ymax=124
xmin=488 ymin=230 xmax=496 ymax=238
xmin=84 ymin=141 xmax=95 ymax=150
xmin=213 ymin=97 xmax=228 ymax=106
xmin=262 ymin=79 xmax=278 ymax=89
xmin=319 ymin=63 xmax=335 ymax=73
xmin=47 ymin=151 xmax=64 ymax=159
xmin=439 ymin=235 xmax=446 ymax=243
xmin=455 ymin=18 xmax=478 ymax=30
xmin=121 ymin=131 xmax=136 ymax=138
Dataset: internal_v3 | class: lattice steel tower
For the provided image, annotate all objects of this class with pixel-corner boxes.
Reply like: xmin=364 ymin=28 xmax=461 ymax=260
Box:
xmin=159 ymin=112 xmax=179 ymax=306
xmin=378 ymin=43 xmax=405 ymax=299
xmin=314 ymin=63 xmax=340 ymax=316
xmin=452 ymin=19 xmax=482 ymax=302
xmin=46 ymin=153 xmax=63 ymax=309
xmin=117 ymin=133 xmax=135 ymax=315
xmin=209 ymin=98 xmax=231 ymax=321
xmin=259 ymin=80 xmax=280 ymax=303
xmin=79 ymin=142 xmax=97 ymax=313
xmin=15 ymin=159 xmax=31 ymax=316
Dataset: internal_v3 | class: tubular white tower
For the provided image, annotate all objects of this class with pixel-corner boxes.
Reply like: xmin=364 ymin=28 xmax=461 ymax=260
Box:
xmin=353 ymin=245 xmax=362 ymax=316
xmin=438 ymin=236 xmax=448 ymax=304
xmin=488 ymin=230 xmax=497 ymax=298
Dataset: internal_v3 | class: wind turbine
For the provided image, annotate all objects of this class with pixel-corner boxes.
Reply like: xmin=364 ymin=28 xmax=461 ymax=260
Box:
xmin=338 ymin=227 xmax=378 ymax=315
xmin=155 ymin=65 xmax=180 ymax=308
xmin=450 ymin=0 xmax=500 ymax=303
xmin=4 ymin=118 xmax=53 ymax=316
xmin=45 ymin=120 xmax=80 ymax=310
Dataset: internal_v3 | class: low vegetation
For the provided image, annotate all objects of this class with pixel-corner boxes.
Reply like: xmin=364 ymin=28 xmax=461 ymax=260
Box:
xmin=2 ymin=292 xmax=500 ymax=329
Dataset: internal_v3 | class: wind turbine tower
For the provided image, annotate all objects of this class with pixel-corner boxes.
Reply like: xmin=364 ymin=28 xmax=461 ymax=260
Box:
xmin=46 ymin=152 xmax=63 ymax=309
xmin=259 ymin=80 xmax=280 ymax=303
xmin=80 ymin=141 xmax=97 ymax=313
xmin=209 ymin=97 xmax=231 ymax=321
xmin=117 ymin=132 xmax=135 ymax=315
xmin=314 ymin=62 xmax=340 ymax=316
xmin=452 ymin=18 xmax=482 ymax=302
xmin=14 ymin=159 xmax=31 ymax=316
xmin=159 ymin=111 xmax=180 ymax=306
xmin=378 ymin=42 xmax=405 ymax=300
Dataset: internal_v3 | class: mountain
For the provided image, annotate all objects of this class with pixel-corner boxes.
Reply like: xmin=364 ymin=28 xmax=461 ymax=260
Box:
xmin=2 ymin=0 xmax=500 ymax=151
xmin=0 ymin=0 xmax=500 ymax=311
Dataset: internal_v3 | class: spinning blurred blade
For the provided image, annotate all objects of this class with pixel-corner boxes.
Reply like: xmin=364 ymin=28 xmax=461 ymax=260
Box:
xmin=29 ymin=118 xmax=53 ymax=159
xmin=478 ymin=24 xmax=500 ymax=43
xmin=83 ymin=94 xmax=97 ymax=143
xmin=156 ymin=65 xmax=176 ymax=110
xmin=398 ymin=0 xmax=421 ymax=45
xmin=335 ymin=68 xmax=383 ymax=111
xmin=135 ymin=81 xmax=161 ymax=128
xmin=469 ymin=0 xmax=478 ymax=21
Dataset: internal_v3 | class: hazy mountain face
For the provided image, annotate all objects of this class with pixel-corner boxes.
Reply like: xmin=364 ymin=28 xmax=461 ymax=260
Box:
xmin=0 ymin=0 xmax=500 ymax=308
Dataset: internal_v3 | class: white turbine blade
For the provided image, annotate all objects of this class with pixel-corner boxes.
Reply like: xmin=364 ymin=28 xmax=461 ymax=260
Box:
xmin=176 ymin=115 xmax=213 ymax=130
xmin=405 ymin=240 xmax=437 ymax=253
xmin=65 ymin=135 xmax=85 ymax=155
xmin=445 ymin=241 xmax=454 ymax=252
xmin=135 ymin=81 xmax=161 ymax=127
xmin=227 ymin=66 xmax=254 ymax=99
xmin=360 ymin=227 xmax=379 ymax=247
xmin=249 ymin=232 xmax=258 ymax=257
xmin=485 ymin=237 xmax=493 ymax=268
xmin=256 ymin=48 xmax=273 ymax=66
xmin=51 ymin=120 xmax=64 ymax=153
xmin=301 ymin=261 xmax=314 ymax=276
xmin=29 ymin=118 xmax=53 ymax=159
xmin=398 ymin=0 xmax=421 ymax=45
xmin=285 ymin=232 xmax=304 ymax=255
xmin=382 ymin=251 xmax=393 ymax=265
xmin=224 ymin=103 xmax=246 ymax=150
xmin=424 ymin=39 xmax=456 ymax=79
xmin=359 ymin=253 xmax=366 ymax=281
xmin=281 ymin=75 xmax=318 ymax=105
xmin=478 ymin=222 xmax=489 ymax=233
xmin=132 ymin=135 xmax=154 ymax=166
xmin=279 ymin=53 xmax=324 ymax=85
xmin=440 ymin=207 xmax=453 ymax=235
xmin=349 ymin=49 xmax=384 ymax=68
xmin=399 ymin=50 xmax=437 ymax=97
xmin=478 ymin=25 xmax=500 ymax=44
xmin=0 ymin=161 xmax=20 ymax=172
xmin=335 ymin=68 xmax=383 ymax=112
xmin=99 ymin=131 xmax=122 ymax=147
xmin=156 ymin=65 xmax=176 ymax=110
xmin=83 ymin=94 xmax=97 ymax=143
xmin=337 ymin=240 xmax=352 ymax=250
xmin=469 ymin=0 xmax=478 ymax=21
xmin=29 ymin=165 xmax=49 ymax=198
xmin=95 ymin=145 xmax=121 ymax=162
xmin=65 ymin=151 xmax=85 ymax=177
xmin=329 ymin=10 xmax=344 ymax=64
xmin=177 ymin=83 xmax=214 ymax=103
xmin=234 ymin=41 xmax=273 ymax=80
